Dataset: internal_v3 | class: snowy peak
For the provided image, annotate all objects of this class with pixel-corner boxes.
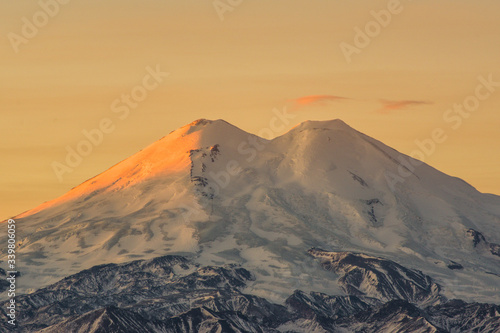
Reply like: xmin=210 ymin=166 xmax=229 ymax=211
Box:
xmin=172 ymin=118 xmax=254 ymax=146
xmin=18 ymin=118 xmax=250 ymax=218
xmin=15 ymin=117 xmax=492 ymax=220
xmin=17 ymin=118 xmax=387 ymax=218
xmin=290 ymin=118 xmax=354 ymax=132
xmin=279 ymin=118 xmax=362 ymax=148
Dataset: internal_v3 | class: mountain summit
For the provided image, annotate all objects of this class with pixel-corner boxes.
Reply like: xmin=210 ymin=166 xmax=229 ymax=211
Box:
xmin=3 ymin=119 xmax=500 ymax=305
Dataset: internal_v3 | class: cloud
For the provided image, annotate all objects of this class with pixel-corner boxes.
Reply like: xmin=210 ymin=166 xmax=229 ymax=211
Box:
xmin=378 ymin=100 xmax=432 ymax=113
xmin=293 ymin=95 xmax=348 ymax=106
xmin=290 ymin=95 xmax=432 ymax=115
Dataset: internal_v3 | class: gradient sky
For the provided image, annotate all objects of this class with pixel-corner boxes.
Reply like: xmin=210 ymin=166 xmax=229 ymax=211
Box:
xmin=1 ymin=0 xmax=499 ymax=221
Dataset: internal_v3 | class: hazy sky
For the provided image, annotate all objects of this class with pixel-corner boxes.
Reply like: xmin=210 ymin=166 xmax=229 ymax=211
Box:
xmin=1 ymin=0 xmax=499 ymax=220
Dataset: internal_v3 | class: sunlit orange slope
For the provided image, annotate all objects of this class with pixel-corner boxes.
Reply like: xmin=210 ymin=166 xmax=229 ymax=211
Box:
xmin=17 ymin=119 xmax=246 ymax=219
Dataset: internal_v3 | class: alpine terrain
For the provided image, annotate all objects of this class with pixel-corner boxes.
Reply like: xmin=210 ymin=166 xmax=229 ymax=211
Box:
xmin=1 ymin=119 xmax=499 ymax=332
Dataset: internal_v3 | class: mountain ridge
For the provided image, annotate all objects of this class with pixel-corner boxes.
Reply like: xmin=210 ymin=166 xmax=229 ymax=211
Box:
xmin=3 ymin=252 xmax=499 ymax=332
xmin=12 ymin=118 xmax=488 ymax=220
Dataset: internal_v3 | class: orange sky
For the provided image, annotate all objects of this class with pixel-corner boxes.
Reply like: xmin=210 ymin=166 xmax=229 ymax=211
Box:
xmin=1 ymin=0 xmax=499 ymax=221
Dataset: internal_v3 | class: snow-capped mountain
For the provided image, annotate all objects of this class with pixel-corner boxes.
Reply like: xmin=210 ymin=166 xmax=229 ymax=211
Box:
xmin=1 ymin=118 xmax=500 ymax=331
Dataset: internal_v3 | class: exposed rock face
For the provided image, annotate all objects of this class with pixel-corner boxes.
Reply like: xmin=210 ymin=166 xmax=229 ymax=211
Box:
xmin=467 ymin=228 xmax=500 ymax=257
xmin=2 ymin=253 xmax=499 ymax=333
xmin=426 ymin=299 xmax=500 ymax=333
xmin=307 ymin=249 xmax=443 ymax=306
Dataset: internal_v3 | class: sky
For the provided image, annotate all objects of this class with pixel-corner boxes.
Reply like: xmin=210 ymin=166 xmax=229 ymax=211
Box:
xmin=1 ymin=0 xmax=499 ymax=221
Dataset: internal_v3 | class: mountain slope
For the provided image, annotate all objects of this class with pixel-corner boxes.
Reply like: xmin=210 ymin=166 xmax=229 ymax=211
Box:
xmin=1 ymin=119 xmax=499 ymax=304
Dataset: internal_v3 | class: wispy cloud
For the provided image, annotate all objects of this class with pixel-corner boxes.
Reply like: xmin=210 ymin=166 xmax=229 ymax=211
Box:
xmin=291 ymin=95 xmax=432 ymax=115
xmin=293 ymin=95 xmax=349 ymax=106
xmin=378 ymin=100 xmax=432 ymax=114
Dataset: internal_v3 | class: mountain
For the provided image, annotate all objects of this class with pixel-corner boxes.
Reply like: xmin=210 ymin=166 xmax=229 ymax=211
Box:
xmin=1 ymin=118 xmax=499 ymax=331
xmin=3 ymin=254 xmax=499 ymax=332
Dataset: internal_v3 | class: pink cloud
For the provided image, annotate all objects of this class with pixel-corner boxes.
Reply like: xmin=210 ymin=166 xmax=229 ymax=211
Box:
xmin=293 ymin=95 xmax=348 ymax=106
xmin=377 ymin=100 xmax=431 ymax=114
